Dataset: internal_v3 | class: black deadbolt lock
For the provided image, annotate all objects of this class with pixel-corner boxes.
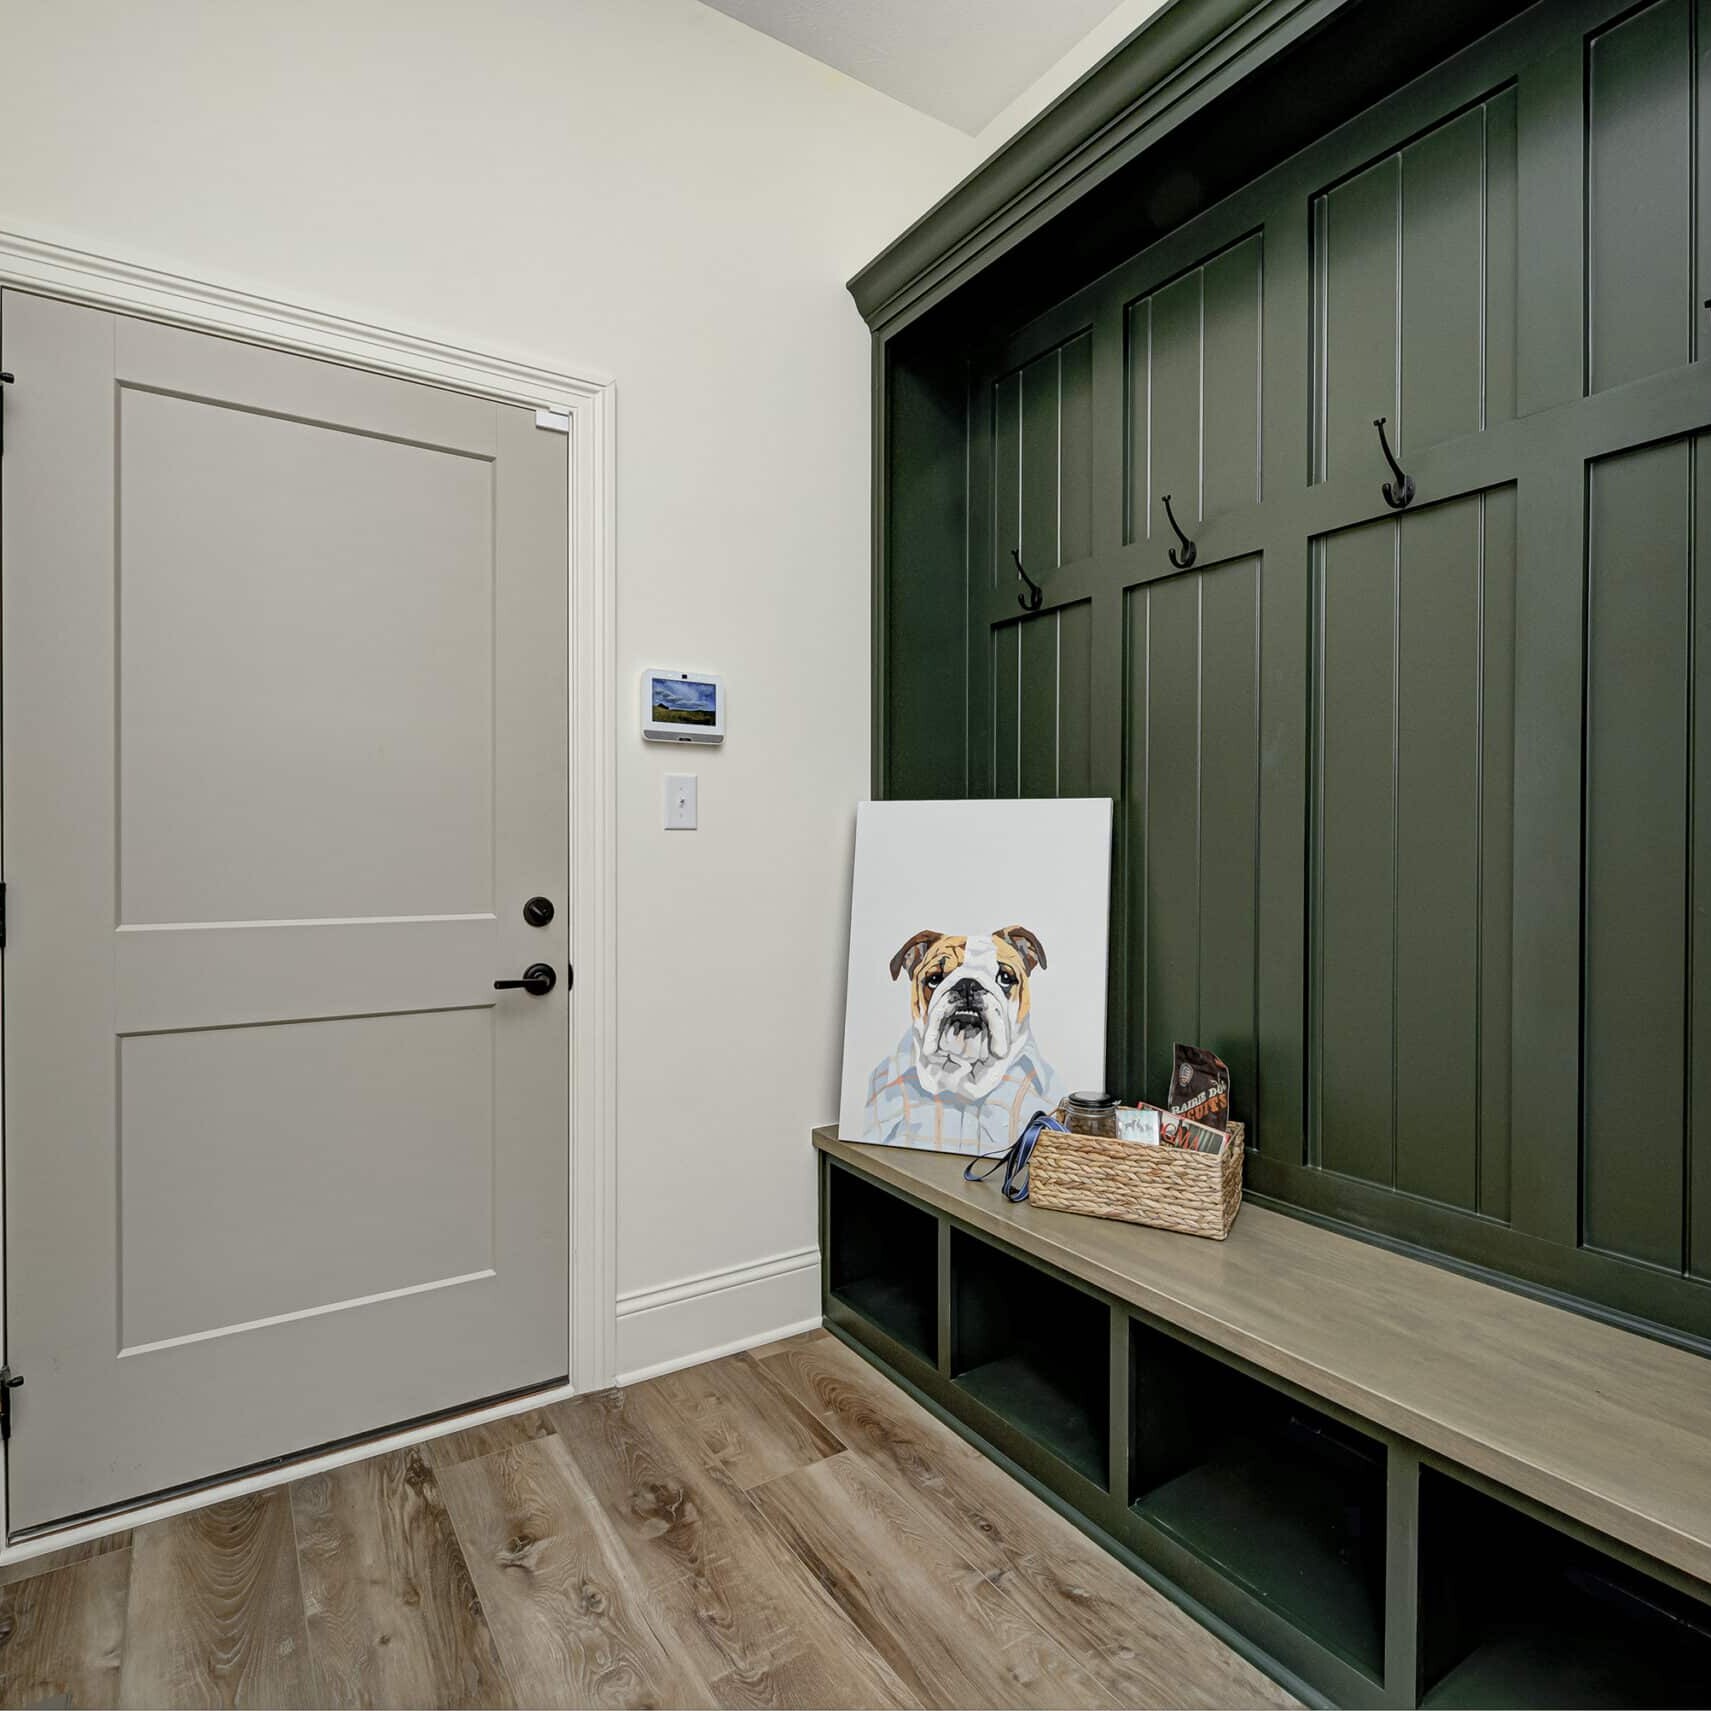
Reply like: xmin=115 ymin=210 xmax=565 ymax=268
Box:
xmin=523 ymin=895 xmax=555 ymax=927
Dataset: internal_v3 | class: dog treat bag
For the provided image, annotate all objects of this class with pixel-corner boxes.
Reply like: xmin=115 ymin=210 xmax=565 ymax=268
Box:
xmin=1168 ymin=1043 xmax=1230 ymax=1131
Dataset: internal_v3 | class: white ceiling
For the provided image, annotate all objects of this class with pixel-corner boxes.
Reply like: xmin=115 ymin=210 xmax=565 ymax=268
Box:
xmin=700 ymin=0 xmax=1130 ymax=134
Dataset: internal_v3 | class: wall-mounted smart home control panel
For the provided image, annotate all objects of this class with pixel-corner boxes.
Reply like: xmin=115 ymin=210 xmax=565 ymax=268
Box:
xmin=641 ymin=668 xmax=725 ymax=745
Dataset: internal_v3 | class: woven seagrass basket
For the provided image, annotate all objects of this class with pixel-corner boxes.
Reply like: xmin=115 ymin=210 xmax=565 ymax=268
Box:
xmin=1028 ymin=1120 xmax=1244 ymax=1239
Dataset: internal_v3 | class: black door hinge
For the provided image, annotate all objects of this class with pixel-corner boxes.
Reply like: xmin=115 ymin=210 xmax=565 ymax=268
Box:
xmin=0 ymin=1367 xmax=22 ymax=1441
xmin=1 ymin=881 xmax=9 ymax=950
xmin=0 ymin=371 xmax=13 ymax=455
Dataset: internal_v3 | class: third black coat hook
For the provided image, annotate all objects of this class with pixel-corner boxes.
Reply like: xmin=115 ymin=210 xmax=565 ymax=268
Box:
xmin=1160 ymin=493 xmax=1197 ymax=568
xmin=1373 ymin=417 xmax=1416 ymax=510
xmin=1012 ymin=547 xmax=1044 ymax=613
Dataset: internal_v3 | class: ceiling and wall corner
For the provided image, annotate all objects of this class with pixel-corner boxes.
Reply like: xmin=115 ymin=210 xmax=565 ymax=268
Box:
xmin=964 ymin=0 xmax=1174 ymax=154
xmin=699 ymin=0 xmax=1135 ymax=135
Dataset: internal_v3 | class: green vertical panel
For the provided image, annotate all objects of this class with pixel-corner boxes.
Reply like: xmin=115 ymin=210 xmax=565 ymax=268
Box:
xmin=1587 ymin=0 xmax=1692 ymax=394
xmin=1149 ymin=271 xmax=1204 ymax=527
xmin=1317 ymin=156 xmax=1398 ymax=483
xmin=1517 ymin=39 xmax=1587 ymax=415
xmin=966 ymin=373 xmax=995 ymax=800
xmin=1400 ymin=108 xmax=1484 ymax=456
xmin=1693 ymin=436 xmax=1711 ymax=1278
xmin=1141 ymin=573 xmax=1203 ymax=1104
xmin=1057 ymin=599 xmax=1093 ymax=797
xmin=1018 ymin=610 xmax=1060 ymax=798
xmin=993 ymin=620 xmax=1020 ymax=800
xmin=1196 ymin=557 xmax=1260 ymax=1129
xmin=1122 ymin=587 xmax=1151 ymax=1097
xmin=1021 ymin=350 xmax=1060 ymax=574
xmin=1584 ymin=440 xmax=1689 ymax=1270
xmin=1316 ymin=517 xmax=1396 ymax=1186
xmin=1201 ymin=237 xmax=1262 ymax=519
xmin=1394 ymin=498 xmax=1481 ymax=1210
xmin=1124 ymin=297 xmax=1151 ymax=547
xmin=1258 ymin=193 xmax=1312 ymax=1164
xmin=1479 ymin=486 xmax=1518 ymax=1223
xmin=1484 ymin=87 xmax=1519 ymax=428
xmin=1700 ymin=0 xmax=1711 ymax=364
xmin=993 ymin=370 xmax=1021 ymax=594
xmin=1060 ymin=332 xmax=1093 ymax=565
xmin=884 ymin=349 xmax=971 ymax=798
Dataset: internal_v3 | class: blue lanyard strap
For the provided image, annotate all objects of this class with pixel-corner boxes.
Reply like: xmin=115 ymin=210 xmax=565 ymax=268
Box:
xmin=962 ymin=1108 xmax=1061 ymax=1203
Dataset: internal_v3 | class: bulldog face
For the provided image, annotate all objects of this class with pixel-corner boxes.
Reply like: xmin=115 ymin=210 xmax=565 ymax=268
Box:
xmin=889 ymin=926 xmax=1048 ymax=1100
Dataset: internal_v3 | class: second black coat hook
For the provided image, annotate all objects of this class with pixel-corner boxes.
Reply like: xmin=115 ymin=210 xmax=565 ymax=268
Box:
xmin=1373 ymin=416 xmax=1416 ymax=509
xmin=1012 ymin=547 xmax=1044 ymax=613
xmin=1160 ymin=494 xmax=1197 ymax=568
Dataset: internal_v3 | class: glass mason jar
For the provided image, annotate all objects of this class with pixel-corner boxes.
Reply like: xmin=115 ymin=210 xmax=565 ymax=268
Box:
xmin=1064 ymin=1090 xmax=1120 ymax=1138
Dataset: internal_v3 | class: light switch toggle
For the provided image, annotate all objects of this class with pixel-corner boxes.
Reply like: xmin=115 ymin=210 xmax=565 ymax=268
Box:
xmin=665 ymin=773 xmax=698 ymax=830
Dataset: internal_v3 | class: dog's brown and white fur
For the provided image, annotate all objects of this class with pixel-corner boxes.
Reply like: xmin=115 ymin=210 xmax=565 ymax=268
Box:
xmin=888 ymin=927 xmax=1049 ymax=1102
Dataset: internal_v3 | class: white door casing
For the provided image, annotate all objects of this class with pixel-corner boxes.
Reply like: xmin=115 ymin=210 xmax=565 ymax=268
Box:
xmin=0 ymin=234 xmax=617 ymax=1545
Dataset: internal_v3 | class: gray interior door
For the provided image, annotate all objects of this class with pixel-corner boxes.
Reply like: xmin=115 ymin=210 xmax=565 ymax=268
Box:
xmin=0 ymin=289 xmax=570 ymax=1533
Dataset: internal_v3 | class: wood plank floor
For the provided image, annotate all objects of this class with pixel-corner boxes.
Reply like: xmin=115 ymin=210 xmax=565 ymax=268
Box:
xmin=0 ymin=1331 xmax=1296 ymax=1710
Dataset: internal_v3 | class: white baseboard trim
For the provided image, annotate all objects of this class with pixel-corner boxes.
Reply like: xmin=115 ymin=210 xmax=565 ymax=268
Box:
xmin=614 ymin=1245 xmax=821 ymax=1386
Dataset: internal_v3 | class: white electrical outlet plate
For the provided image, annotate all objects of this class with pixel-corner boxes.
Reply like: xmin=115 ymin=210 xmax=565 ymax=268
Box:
xmin=664 ymin=773 xmax=698 ymax=830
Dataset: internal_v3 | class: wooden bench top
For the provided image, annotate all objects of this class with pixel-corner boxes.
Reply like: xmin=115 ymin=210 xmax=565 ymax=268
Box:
xmin=814 ymin=1128 xmax=1711 ymax=1586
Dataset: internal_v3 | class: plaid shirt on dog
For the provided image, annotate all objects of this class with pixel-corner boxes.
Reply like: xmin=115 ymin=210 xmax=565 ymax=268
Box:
xmin=863 ymin=1029 xmax=1064 ymax=1155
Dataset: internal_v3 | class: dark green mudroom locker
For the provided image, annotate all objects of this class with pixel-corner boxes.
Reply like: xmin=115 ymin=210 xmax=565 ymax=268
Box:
xmin=863 ymin=0 xmax=1711 ymax=1347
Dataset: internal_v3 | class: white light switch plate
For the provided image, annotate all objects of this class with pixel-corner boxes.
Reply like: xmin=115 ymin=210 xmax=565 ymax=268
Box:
xmin=664 ymin=773 xmax=698 ymax=830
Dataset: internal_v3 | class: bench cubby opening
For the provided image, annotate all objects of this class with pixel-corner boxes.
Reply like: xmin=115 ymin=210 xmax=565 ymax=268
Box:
xmin=1129 ymin=1318 xmax=1388 ymax=1679
xmin=1418 ymin=1468 xmax=1711 ymax=1709
xmin=950 ymin=1231 xmax=1110 ymax=1487
xmin=826 ymin=1165 xmax=938 ymax=1361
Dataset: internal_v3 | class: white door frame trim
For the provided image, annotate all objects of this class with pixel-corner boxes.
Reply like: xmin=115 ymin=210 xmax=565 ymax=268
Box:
xmin=0 ymin=229 xmax=618 ymax=1560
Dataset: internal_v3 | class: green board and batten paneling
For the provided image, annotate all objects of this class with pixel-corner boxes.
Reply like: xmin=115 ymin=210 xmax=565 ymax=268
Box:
xmin=862 ymin=0 xmax=1711 ymax=1347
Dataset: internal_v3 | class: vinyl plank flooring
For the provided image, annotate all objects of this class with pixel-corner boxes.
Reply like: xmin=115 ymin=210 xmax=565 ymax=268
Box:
xmin=0 ymin=1532 xmax=131 ymax=1590
xmin=643 ymin=1355 xmax=844 ymax=1491
xmin=747 ymin=1449 xmax=1117 ymax=1710
xmin=551 ymin=1383 xmax=914 ymax=1708
xmin=435 ymin=1434 xmax=713 ymax=1710
xmin=755 ymin=1332 xmax=1296 ymax=1709
xmin=291 ymin=1447 xmax=512 ymax=1709
xmin=0 ymin=1548 xmax=130 ymax=1709
xmin=421 ymin=1410 xmax=556 ymax=1471
xmin=11 ymin=1328 xmax=1295 ymax=1710
xmin=119 ymin=1491 xmax=314 ymax=1709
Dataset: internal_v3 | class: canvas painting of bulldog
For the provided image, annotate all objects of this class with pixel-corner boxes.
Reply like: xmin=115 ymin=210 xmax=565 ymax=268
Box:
xmin=838 ymin=799 xmax=1112 ymax=1156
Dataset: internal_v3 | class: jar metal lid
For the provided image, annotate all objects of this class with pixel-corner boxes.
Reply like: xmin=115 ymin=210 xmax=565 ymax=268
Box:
xmin=1066 ymin=1090 xmax=1118 ymax=1110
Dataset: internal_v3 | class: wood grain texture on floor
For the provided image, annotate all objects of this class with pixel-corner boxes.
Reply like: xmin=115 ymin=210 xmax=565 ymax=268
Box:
xmin=0 ymin=1331 xmax=1297 ymax=1710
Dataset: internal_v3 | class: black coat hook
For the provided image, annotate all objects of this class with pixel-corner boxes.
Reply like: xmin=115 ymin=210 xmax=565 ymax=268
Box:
xmin=1160 ymin=494 xmax=1197 ymax=568
xmin=1373 ymin=417 xmax=1415 ymax=510
xmin=1012 ymin=547 xmax=1044 ymax=613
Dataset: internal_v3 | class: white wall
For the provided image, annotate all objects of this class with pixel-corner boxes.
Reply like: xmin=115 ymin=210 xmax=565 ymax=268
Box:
xmin=0 ymin=0 xmax=1160 ymax=1384
xmin=970 ymin=0 xmax=1171 ymax=155
xmin=0 ymin=0 xmax=978 ymax=1378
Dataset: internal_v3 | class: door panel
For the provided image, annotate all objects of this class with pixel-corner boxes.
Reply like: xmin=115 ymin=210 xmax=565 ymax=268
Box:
xmin=118 ymin=1008 xmax=494 ymax=1350
xmin=1587 ymin=0 xmax=1694 ymax=394
xmin=1121 ymin=557 xmax=1261 ymax=1117
xmin=1582 ymin=435 xmax=1700 ymax=1271
xmin=992 ymin=330 xmax=1094 ymax=589
xmin=1 ymin=290 xmax=569 ymax=1531
xmin=1311 ymin=490 xmax=1516 ymax=1211
xmin=116 ymin=383 xmax=495 ymax=924
xmin=1312 ymin=89 xmax=1518 ymax=476
xmin=1124 ymin=235 xmax=1263 ymax=541
xmin=990 ymin=601 xmax=1093 ymax=798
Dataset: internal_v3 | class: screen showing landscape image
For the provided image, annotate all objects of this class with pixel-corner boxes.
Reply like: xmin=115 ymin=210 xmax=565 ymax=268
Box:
xmin=651 ymin=675 xmax=717 ymax=726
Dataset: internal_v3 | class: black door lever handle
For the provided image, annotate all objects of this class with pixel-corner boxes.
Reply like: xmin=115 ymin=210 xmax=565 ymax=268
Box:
xmin=495 ymin=963 xmax=557 ymax=997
